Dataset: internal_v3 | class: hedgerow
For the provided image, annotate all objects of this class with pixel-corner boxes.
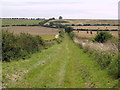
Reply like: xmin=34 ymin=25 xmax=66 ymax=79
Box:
xmin=2 ymin=31 xmax=45 ymax=62
xmin=82 ymin=46 xmax=119 ymax=78
xmin=70 ymin=32 xmax=119 ymax=78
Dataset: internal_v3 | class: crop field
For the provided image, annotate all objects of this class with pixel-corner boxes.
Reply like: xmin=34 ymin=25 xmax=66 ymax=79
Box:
xmin=63 ymin=19 xmax=118 ymax=25
xmin=1 ymin=19 xmax=41 ymax=25
xmin=2 ymin=26 xmax=60 ymax=40
xmin=71 ymin=26 xmax=118 ymax=30
xmin=74 ymin=31 xmax=118 ymax=38
xmin=2 ymin=26 xmax=59 ymax=35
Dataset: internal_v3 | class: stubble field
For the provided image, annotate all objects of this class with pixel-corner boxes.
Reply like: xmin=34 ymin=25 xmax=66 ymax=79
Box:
xmin=2 ymin=26 xmax=60 ymax=40
xmin=74 ymin=31 xmax=118 ymax=38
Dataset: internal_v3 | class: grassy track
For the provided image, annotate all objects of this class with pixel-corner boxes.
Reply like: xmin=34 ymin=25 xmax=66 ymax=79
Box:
xmin=2 ymin=34 xmax=118 ymax=88
xmin=41 ymin=35 xmax=55 ymax=40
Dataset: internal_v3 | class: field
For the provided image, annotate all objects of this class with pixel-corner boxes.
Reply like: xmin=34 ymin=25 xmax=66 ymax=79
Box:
xmin=49 ymin=19 xmax=119 ymax=38
xmin=63 ymin=19 xmax=118 ymax=25
xmin=2 ymin=26 xmax=60 ymax=40
xmin=1 ymin=19 xmax=41 ymax=26
xmin=74 ymin=31 xmax=118 ymax=38
xmin=71 ymin=26 xmax=118 ymax=30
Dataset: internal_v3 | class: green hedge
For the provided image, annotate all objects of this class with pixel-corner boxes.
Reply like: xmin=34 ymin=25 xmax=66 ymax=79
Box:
xmin=2 ymin=31 xmax=45 ymax=62
xmin=94 ymin=31 xmax=112 ymax=43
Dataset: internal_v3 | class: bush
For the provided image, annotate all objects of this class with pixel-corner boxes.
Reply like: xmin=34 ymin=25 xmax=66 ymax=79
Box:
xmin=53 ymin=30 xmax=65 ymax=44
xmin=83 ymin=24 xmax=91 ymax=26
xmin=2 ymin=31 xmax=45 ymax=62
xmin=94 ymin=31 xmax=112 ymax=43
xmin=107 ymin=54 xmax=119 ymax=78
xmin=54 ymin=38 xmax=62 ymax=44
xmin=52 ymin=20 xmax=69 ymax=23
xmin=65 ymin=27 xmax=73 ymax=33
xmin=69 ymin=32 xmax=75 ymax=39
xmin=71 ymin=24 xmax=75 ymax=26
xmin=76 ymin=24 xmax=82 ymax=26
xmin=59 ymin=30 xmax=65 ymax=38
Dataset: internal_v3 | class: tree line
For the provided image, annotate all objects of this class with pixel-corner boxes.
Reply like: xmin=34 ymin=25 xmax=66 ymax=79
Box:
xmin=67 ymin=24 xmax=120 ymax=26
xmin=0 ymin=18 xmax=45 ymax=20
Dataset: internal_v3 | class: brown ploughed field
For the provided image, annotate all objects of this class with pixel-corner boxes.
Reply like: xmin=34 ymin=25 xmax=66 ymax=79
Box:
xmin=2 ymin=26 xmax=60 ymax=35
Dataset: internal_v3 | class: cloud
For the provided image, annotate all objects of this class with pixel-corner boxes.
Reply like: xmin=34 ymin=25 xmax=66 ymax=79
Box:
xmin=1 ymin=0 xmax=119 ymax=19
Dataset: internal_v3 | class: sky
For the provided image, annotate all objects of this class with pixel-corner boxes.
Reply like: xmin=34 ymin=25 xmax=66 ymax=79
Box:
xmin=0 ymin=0 xmax=119 ymax=19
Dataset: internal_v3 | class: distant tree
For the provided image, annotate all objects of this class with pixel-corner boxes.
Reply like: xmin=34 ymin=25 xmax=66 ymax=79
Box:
xmin=52 ymin=17 xmax=55 ymax=20
xmin=65 ymin=27 xmax=73 ymax=33
xmin=83 ymin=24 xmax=91 ymax=26
xmin=77 ymin=24 xmax=82 ymax=26
xmin=49 ymin=17 xmax=55 ymax=20
xmin=59 ymin=16 xmax=63 ymax=19
xmin=71 ymin=24 xmax=75 ymax=26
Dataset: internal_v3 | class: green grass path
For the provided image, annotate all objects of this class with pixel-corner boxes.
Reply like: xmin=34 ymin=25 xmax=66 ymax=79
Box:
xmin=2 ymin=34 xmax=118 ymax=88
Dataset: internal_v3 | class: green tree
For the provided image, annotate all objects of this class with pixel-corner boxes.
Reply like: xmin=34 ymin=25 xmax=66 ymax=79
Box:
xmin=94 ymin=31 xmax=112 ymax=43
xmin=59 ymin=16 xmax=63 ymax=19
xmin=65 ymin=27 xmax=73 ymax=33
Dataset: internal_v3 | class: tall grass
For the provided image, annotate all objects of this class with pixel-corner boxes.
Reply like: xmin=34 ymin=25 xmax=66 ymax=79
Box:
xmin=71 ymin=31 xmax=119 ymax=79
xmin=82 ymin=45 xmax=119 ymax=78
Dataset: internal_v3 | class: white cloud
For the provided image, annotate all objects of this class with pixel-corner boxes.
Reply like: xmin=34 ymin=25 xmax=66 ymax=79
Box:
xmin=1 ymin=0 xmax=119 ymax=19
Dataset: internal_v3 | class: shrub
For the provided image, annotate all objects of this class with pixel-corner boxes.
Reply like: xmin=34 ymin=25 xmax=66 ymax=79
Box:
xmin=94 ymin=31 xmax=112 ymax=43
xmin=107 ymin=54 xmax=119 ymax=78
xmin=2 ymin=31 xmax=45 ymax=62
xmin=53 ymin=30 xmax=65 ymax=44
xmin=83 ymin=24 xmax=91 ymax=26
xmin=59 ymin=30 xmax=65 ymax=38
xmin=76 ymin=24 xmax=82 ymax=26
xmin=65 ymin=27 xmax=73 ymax=33
xmin=54 ymin=38 xmax=62 ymax=44
xmin=71 ymin=24 xmax=75 ymax=26
xmin=65 ymin=24 xmax=70 ymax=26
xmin=69 ymin=32 xmax=75 ymax=39
xmin=52 ymin=20 xmax=69 ymax=23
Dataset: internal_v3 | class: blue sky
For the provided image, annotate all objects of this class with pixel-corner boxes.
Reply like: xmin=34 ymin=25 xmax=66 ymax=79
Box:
xmin=1 ymin=0 xmax=119 ymax=19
